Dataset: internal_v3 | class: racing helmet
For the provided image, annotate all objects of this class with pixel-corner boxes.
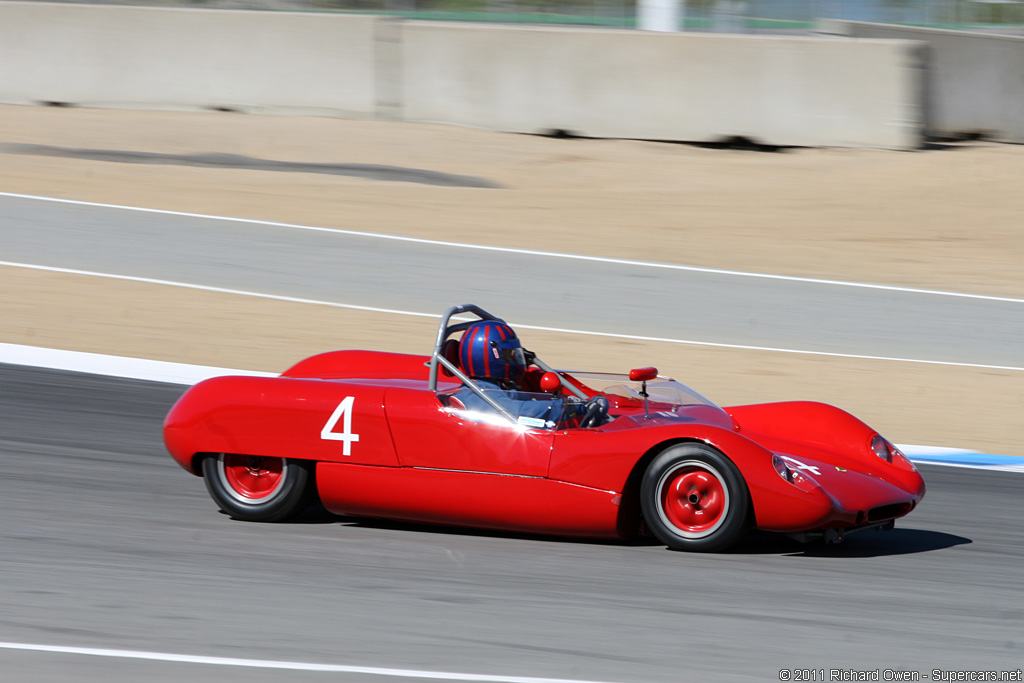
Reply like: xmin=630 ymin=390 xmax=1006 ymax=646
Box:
xmin=459 ymin=320 xmax=527 ymax=385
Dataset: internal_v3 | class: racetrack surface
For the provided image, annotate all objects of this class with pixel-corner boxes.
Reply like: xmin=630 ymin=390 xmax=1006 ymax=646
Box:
xmin=3 ymin=194 xmax=1021 ymax=369
xmin=2 ymin=363 xmax=1021 ymax=682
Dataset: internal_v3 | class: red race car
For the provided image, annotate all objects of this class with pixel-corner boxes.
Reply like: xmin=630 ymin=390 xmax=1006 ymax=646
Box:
xmin=164 ymin=304 xmax=925 ymax=552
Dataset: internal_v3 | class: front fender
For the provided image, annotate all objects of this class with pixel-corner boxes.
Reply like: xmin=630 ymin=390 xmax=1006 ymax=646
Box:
xmin=727 ymin=401 xmax=924 ymax=496
xmin=549 ymin=421 xmax=840 ymax=532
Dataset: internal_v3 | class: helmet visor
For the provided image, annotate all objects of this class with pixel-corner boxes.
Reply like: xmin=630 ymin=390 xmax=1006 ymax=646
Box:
xmin=495 ymin=340 xmax=526 ymax=366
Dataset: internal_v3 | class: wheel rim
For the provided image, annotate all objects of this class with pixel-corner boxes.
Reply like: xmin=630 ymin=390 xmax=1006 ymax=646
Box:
xmin=656 ymin=460 xmax=730 ymax=539
xmin=217 ymin=454 xmax=287 ymax=503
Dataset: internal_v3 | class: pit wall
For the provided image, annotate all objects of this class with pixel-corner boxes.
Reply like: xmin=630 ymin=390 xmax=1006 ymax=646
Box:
xmin=0 ymin=3 xmax=378 ymax=117
xmin=817 ymin=19 xmax=1024 ymax=143
xmin=0 ymin=2 xmax=924 ymax=148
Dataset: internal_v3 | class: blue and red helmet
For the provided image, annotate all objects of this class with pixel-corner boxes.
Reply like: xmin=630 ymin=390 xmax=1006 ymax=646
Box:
xmin=459 ymin=320 xmax=527 ymax=385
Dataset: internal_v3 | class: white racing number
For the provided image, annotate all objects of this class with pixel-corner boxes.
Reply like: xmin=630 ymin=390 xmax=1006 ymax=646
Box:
xmin=781 ymin=455 xmax=822 ymax=476
xmin=320 ymin=396 xmax=360 ymax=456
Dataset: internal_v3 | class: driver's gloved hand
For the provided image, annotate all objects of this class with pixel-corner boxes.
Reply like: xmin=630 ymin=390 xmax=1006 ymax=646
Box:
xmin=580 ymin=394 xmax=610 ymax=428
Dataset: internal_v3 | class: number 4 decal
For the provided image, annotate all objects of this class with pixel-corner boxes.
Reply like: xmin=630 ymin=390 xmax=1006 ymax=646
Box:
xmin=781 ymin=455 xmax=821 ymax=476
xmin=320 ymin=396 xmax=360 ymax=456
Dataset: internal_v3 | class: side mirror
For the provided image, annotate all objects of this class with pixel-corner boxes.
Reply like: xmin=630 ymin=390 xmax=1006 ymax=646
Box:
xmin=540 ymin=372 xmax=562 ymax=393
xmin=629 ymin=367 xmax=657 ymax=418
xmin=629 ymin=367 xmax=658 ymax=382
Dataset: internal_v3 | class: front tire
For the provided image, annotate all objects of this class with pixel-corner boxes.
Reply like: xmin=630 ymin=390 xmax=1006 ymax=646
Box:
xmin=640 ymin=443 xmax=750 ymax=552
xmin=202 ymin=453 xmax=313 ymax=522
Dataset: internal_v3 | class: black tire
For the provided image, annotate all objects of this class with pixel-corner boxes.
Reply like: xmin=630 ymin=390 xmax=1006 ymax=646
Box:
xmin=202 ymin=453 xmax=313 ymax=522
xmin=640 ymin=443 xmax=750 ymax=552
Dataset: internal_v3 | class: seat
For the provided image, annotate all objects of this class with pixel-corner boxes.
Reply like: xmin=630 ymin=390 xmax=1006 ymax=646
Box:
xmin=440 ymin=338 xmax=460 ymax=377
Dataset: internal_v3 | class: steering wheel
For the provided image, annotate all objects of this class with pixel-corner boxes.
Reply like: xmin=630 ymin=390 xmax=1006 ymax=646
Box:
xmin=579 ymin=395 xmax=610 ymax=429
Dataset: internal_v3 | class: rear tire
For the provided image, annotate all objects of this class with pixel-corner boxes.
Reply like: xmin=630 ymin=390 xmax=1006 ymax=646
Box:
xmin=202 ymin=453 xmax=313 ymax=522
xmin=640 ymin=443 xmax=749 ymax=552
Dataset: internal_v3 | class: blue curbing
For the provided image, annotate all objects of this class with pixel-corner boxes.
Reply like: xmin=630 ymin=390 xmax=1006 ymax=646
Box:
xmin=898 ymin=445 xmax=1024 ymax=470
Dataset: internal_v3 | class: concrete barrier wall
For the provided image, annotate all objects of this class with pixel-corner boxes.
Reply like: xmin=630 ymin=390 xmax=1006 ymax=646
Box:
xmin=817 ymin=19 xmax=1024 ymax=142
xmin=0 ymin=3 xmax=378 ymax=116
xmin=401 ymin=23 xmax=924 ymax=148
xmin=0 ymin=3 xmax=925 ymax=148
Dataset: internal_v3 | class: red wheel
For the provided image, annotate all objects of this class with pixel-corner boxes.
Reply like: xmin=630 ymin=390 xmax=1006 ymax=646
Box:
xmin=220 ymin=454 xmax=285 ymax=501
xmin=202 ymin=453 xmax=313 ymax=522
xmin=657 ymin=462 xmax=729 ymax=538
xmin=641 ymin=443 xmax=750 ymax=552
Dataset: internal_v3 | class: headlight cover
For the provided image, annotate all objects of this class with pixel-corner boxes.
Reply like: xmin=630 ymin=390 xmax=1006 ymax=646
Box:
xmin=870 ymin=435 xmax=917 ymax=471
xmin=871 ymin=435 xmax=892 ymax=462
xmin=772 ymin=454 xmax=822 ymax=493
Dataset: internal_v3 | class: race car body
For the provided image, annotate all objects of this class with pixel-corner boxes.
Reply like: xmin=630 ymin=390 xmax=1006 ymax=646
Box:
xmin=164 ymin=304 xmax=925 ymax=552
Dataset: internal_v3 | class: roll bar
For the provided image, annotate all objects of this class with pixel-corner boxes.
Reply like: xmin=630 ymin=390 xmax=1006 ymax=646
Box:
xmin=427 ymin=304 xmax=588 ymax=407
xmin=427 ymin=304 xmax=501 ymax=393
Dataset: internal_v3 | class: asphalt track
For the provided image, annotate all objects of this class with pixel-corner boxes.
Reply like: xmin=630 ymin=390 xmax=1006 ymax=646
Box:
xmin=2 ymin=363 xmax=1022 ymax=682
xmin=2 ymin=193 xmax=1023 ymax=369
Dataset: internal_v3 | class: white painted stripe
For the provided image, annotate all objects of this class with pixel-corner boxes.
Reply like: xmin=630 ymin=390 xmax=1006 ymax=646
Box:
xmin=896 ymin=445 xmax=1021 ymax=469
xmin=896 ymin=444 xmax=980 ymax=456
xmin=510 ymin=321 xmax=1024 ymax=372
xmin=906 ymin=460 xmax=1024 ymax=473
xmin=4 ymin=261 xmax=1023 ymax=372
xmin=897 ymin=444 xmax=1023 ymax=464
xmin=991 ymin=464 xmax=1024 ymax=473
xmin=3 ymin=191 xmax=1022 ymax=304
xmin=0 ymin=641 xmax=624 ymax=683
xmin=0 ymin=342 xmax=274 ymax=384
xmin=0 ymin=260 xmax=440 ymax=318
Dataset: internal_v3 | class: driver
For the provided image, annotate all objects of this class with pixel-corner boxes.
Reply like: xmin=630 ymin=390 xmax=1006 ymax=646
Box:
xmin=451 ymin=320 xmax=606 ymax=428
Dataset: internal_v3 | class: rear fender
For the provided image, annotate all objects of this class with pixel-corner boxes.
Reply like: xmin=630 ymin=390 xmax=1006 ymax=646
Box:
xmin=163 ymin=375 xmax=399 ymax=474
xmin=283 ymin=350 xmax=431 ymax=381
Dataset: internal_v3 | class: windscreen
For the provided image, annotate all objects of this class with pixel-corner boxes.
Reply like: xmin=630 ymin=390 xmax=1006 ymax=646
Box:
xmin=564 ymin=372 xmax=721 ymax=410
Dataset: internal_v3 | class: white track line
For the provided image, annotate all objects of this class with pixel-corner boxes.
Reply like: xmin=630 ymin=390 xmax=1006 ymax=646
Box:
xmin=3 ymin=191 xmax=1022 ymax=304
xmin=0 ymin=642 xmax=624 ymax=683
xmin=913 ymin=461 xmax=1024 ymax=472
xmin=0 ymin=260 xmax=439 ymax=318
xmin=4 ymin=261 xmax=1022 ymax=372
xmin=0 ymin=342 xmax=274 ymax=384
